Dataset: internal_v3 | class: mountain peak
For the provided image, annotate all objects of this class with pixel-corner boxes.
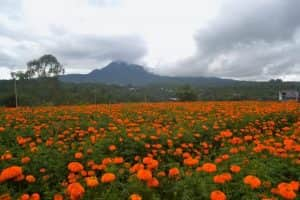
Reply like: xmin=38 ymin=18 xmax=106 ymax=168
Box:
xmin=101 ymin=61 xmax=146 ymax=72
xmin=82 ymin=61 xmax=157 ymax=85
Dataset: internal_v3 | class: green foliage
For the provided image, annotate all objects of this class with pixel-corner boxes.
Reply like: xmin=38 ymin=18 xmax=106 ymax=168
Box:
xmin=0 ymin=79 xmax=299 ymax=106
xmin=0 ymin=94 xmax=16 ymax=107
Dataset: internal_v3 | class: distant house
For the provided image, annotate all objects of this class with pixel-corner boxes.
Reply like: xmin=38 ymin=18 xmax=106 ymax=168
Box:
xmin=168 ymin=97 xmax=179 ymax=101
xmin=128 ymin=87 xmax=136 ymax=92
xmin=278 ymin=90 xmax=299 ymax=101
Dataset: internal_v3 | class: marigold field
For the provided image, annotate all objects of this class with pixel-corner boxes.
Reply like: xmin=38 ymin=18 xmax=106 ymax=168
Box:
xmin=0 ymin=101 xmax=300 ymax=200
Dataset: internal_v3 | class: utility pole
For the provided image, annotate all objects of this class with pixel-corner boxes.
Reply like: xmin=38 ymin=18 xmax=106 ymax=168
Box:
xmin=10 ymin=71 xmax=18 ymax=108
xmin=14 ymin=76 xmax=18 ymax=107
xmin=94 ymin=88 xmax=97 ymax=105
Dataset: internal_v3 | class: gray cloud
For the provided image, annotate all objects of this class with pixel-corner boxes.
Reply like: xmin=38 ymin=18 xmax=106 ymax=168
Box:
xmin=0 ymin=52 xmax=15 ymax=67
xmin=48 ymin=34 xmax=147 ymax=67
xmin=0 ymin=24 xmax=147 ymax=71
xmin=0 ymin=0 xmax=147 ymax=72
xmin=173 ymin=0 xmax=300 ymax=80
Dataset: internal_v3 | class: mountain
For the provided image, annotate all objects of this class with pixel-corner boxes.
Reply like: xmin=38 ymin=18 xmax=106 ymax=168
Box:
xmin=60 ymin=61 xmax=238 ymax=86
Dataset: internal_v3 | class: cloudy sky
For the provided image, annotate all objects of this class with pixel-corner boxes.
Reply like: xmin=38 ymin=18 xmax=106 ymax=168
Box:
xmin=0 ymin=0 xmax=299 ymax=80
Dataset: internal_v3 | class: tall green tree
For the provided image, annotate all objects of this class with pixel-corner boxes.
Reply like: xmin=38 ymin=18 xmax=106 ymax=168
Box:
xmin=26 ymin=54 xmax=65 ymax=78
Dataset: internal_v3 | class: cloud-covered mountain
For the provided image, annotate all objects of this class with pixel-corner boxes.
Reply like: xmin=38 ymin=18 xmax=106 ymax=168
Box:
xmin=60 ymin=61 xmax=237 ymax=86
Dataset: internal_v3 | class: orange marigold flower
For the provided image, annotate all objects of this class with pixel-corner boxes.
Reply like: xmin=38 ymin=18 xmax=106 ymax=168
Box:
xmin=274 ymin=182 xmax=298 ymax=200
xmin=129 ymin=194 xmax=142 ymax=200
xmin=74 ymin=152 xmax=83 ymax=159
xmin=87 ymin=170 xmax=95 ymax=176
xmin=168 ymin=168 xmax=180 ymax=177
xmin=221 ymin=154 xmax=230 ymax=160
xmin=214 ymin=158 xmax=223 ymax=164
xmin=137 ymin=169 xmax=152 ymax=181
xmin=210 ymin=190 xmax=226 ymax=200
xmin=68 ymin=162 xmax=84 ymax=173
xmin=279 ymin=190 xmax=296 ymax=200
xmin=243 ymin=175 xmax=261 ymax=189
xmin=40 ymin=168 xmax=46 ymax=173
xmin=213 ymin=173 xmax=232 ymax=184
xmin=142 ymin=157 xmax=153 ymax=165
xmin=20 ymin=194 xmax=30 ymax=200
xmin=25 ymin=175 xmax=36 ymax=183
xmin=81 ymin=170 xmax=87 ymax=177
xmin=67 ymin=182 xmax=85 ymax=200
xmin=53 ymin=194 xmax=64 ymax=200
xmin=31 ymin=193 xmax=40 ymax=200
xmin=101 ymin=173 xmax=116 ymax=183
xmin=130 ymin=163 xmax=144 ymax=173
xmin=113 ymin=157 xmax=124 ymax=164
xmin=183 ymin=158 xmax=199 ymax=167
xmin=86 ymin=148 xmax=93 ymax=155
xmin=147 ymin=159 xmax=159 ymax=170
xmin=102 ymin=158 xmax=113 ymax=165
xmin=147 ymin=177 xmax=159 ymax=188
xmin=289 ymin=181 xmax=299 ymax=191
xmin=202 ymin=163 xmax=217 ymax=173
xmin=182 ymin=152 xmax=191 ymax=159
xmin=244 ymin=135 xmax=253 ymax=141
xmin=157 ymin=171 xmax=166 ymax=177
xmin=230 ymin=165 xmax=241 ymax=173
xmin=0 ymin=127 xmax=5 ymax=132
xmin=0 ymin=166 xmax=23 ymax=183
xmin=21 ymin=157 xmax=31 ymax=164
xmin=85 ymin=176 xmax=99 ymax=188
xmin=2 ymin=152 xmax=12 ymax=160
xmin=220 ymin=130 xmax=232 ymax=138
xmin=108 ymin=145 xmax=116 ymax=151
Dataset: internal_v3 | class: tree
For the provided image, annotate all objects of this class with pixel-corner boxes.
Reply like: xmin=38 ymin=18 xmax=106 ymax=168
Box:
xmin=26 ymin=54 xmax=65 ymax=78
xmin=176 ymin=85 xmax=198 ymax=101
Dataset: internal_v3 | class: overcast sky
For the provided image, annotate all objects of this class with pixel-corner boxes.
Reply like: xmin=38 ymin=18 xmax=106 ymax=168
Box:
xmin=0 ymin=0 xmax=299 ymax=80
